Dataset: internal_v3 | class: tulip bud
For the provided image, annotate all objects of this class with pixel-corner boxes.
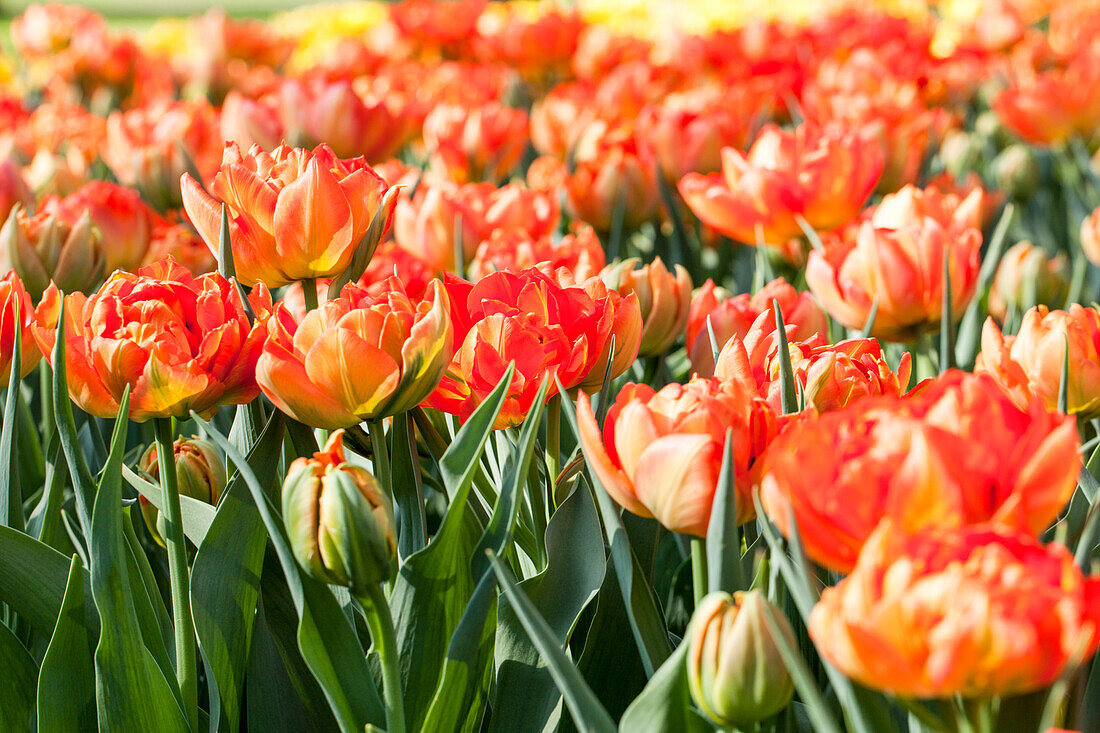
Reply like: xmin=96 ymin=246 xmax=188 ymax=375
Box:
xmin=989 ymin=241 xmax=1070 ymax=321
xmin=975 ymin=109 xmax=1011 ymax=148
xmin=992 ymin=144 xmax=1040 ymax=199
xmin=686 ymin=590 xmax=796 ymax=727
xmin=938 ymin=129 xmax=982 ymax=179
xmin=282 ymin=431 xmax=396 ymax=593
xmin=0 ymin=204 xmax=106 ymax=301
xmin=139 ymin=436 xmax=226 ymax=547
xmin=600 ymin=256 xmax=692 ymax=357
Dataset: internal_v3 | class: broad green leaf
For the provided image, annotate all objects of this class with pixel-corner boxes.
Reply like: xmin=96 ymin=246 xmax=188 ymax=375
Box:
xmin=50 ymin=300 xmax=97 ymax=532
xmin=706 ymin=430 xmax=743 ymax=594
xmin=192 ymin=411 xmax=285 ymax=733
xmin=193 ymin=413 xmax=384 ymax=732
xmin=0 ymin=524 xmax=91 ymax=639
xmin=488 ymin=551 xmax=616 ymax=733
xmin=390 ymin=411 xmax=426 ymax=560
xmin=121 ymin=505 xmax=178 ymax=697
xmin=89 ymin=391 xmax=189 ymax=732
xmin=122 ymin=464 xmax=217 ymax=546
xmin=37 ymin=555 xmax=95 ymax=733
xmin=491 ymin=481 xmax=605 ymax=733
xmin=390 ymin=367 xmax=514 ymax=729
xmin=0 ymin=615 xmax=37 ymax=730
xmin=618 ymin=640 xmax=710 ymax=733
xmin=772 ymin=301 xmax=798 ymax=414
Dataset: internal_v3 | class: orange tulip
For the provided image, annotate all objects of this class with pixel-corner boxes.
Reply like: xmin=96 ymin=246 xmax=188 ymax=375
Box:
xmin=686 ymin=278 xmax=827 ymax=379
xmin=33 ymin=258 xmax=268 ymax=421
xmin=474 ymin=5 xmax=581 ymax=79
xmin=601 ymin=257 xmax=692 ymax=358
xmin=976 ymin=305 xmax=1100 ymax=417
xmin=759 ymin=371 xmax=1079 ymax=573
xmin=0 ymin=204 xmax=106 ymax=301
xmin=715 ymin=311 xmax=911 ymax=413
xmin=0 ymin=152 xmax=31 ymax=224
xmin=180 ymin=142 xmax=396 ymax=288
xmin=1081 ymin=205 xmax=1100 ymax=268
xmin=810 ymin=522 xmax=1100 ymax=698
xmin=805 ymin=212 xmax=981 ymax=343
xmin=257 ymin=277 xmax=452 ymax=429
xmin=0 ymin=272 xmax=41 ymax=386
xmin=427 ymin=268 xmax=639 ymax=429
xmin=870 ymin=182 xmax=989 ymax=235
xmin=576 ymin=377 xmax=777 ymax=536
xmin=41 ymin=181 xmax=155 ymax=274
xmin=275 ymin=78 xmax=402 ymax=163
xmin=219 ymin=91 xmax=283 ymax=153
xmin=467 ymin=226 xmax=605 ymax=283
xmin=530 ymin=81 xmax=600 ymax=159
xmin=143 ymin=220 xmax=217 ymax=277
xmin=993 ymin=52 xmax=1100 ymax=145
xmin=988 ymin=241 xmax=1069 ymax=322
xmin=678 ymin=123 xmax=883 ymax=247
xmin=390 ymin=0 xmax=487 ymax=48
xmin=423 ymin=101 xmax=530 ymax=184
xmin=564 ymin=119 xmax=659 ymax=232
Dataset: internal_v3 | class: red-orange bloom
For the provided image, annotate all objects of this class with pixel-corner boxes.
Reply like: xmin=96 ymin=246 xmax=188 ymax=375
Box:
xmin=993 ymin=52 xmax=1100 ymax=145
xmin=427 ymin=268 xmax=640 ymax=428
xmin=810 ymin=522 xmax=1100 ymax=698
xmin=564 ymin=120 xmax=659 ymax=232
xmin=180 ymin=142 xmax=396 ymax=288
xmin=275 ymin=78 xmax=403 ymax=163
xmin=423 ymin=101 xmax=530 ymax=184
xmin=577 ymin=377 xmax=777 ymax=536
xmin=467 ymin=226 xmax=605 ymax=282
xmin=257 ymin=277 xmax=452 ymax=429
xmin=759 ymin=371 xmax=1079 ymax=573
xmin=678 ymin=123 xmax=883 ymax=247
xmin=686 ymin=278 xmax=827 ymax=378
xmin=601 ymin=257 xmax=693 ymax=357
xmin=0 ymin=272 xmax=41 ymax=386
xmin=715 ymin=311 xmax=911 ymax=413
xmin=33 ymin=258 xmax=268 ymax=421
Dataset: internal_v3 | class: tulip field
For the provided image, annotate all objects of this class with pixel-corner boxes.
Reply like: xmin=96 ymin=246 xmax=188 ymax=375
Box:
xmin=5 ymin=0 xmax=1100 ymax=731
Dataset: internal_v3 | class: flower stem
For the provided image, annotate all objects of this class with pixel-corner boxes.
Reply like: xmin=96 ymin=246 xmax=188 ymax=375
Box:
xmin=302 ymin=277 xmax=319 ymax=311
xmin=358 ymin=584 xmax=406 ymax=733
xmin=546 ymin=393 xmax=561 ymax=509
xmin=154 ymin=417 xmax=198 ymax=731
xmin=369 ymin=418 xmax=391 ymax=492
xmin=691 ymin=537 xmax=708 ymax=606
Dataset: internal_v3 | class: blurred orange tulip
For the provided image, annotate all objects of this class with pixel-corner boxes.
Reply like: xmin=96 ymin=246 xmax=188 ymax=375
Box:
xmin=257 ymin=277 xmax=452 ymax=429
xmin=467 ymin=226 xmax=604 ymax=282
xmin=181 ymin=142 xmax=396 ymax=288
xmin=759 ymin=371 xmax=1079 ymax=572
xmin=0 ymin=204 xmax=106 ymax=301
xmin=423 ymin=101 xmax=529 ymax=184
xmin=0 ymin=272 xmax=41 ymax=386
xmin=564 ymin=120 xmax=659 ymax=232
xmin=977 ymin=305 xmax=1100 ymax=417
xmin=474 ymin=5 xmax=581 ymax=79
xmin=576 ymin=377 xmax=777 ymax=536
xmin=601 ymin=257 xmax=692 ymax=358
xmin=33 ymin=258 xmax=268 ymax=421
xmin=810 ymin=522 xmax=1100 ymax=698
xmin=1081 ymin=205 xmax=1100 ymax=267
xmin=41 ymin=181 xmax=155 ymax=274
xmin=276 ymin=79 xmax=403 ymax=163
xmin=678 ymin=123 xmax=883 ymax=247
xmin=988 ymin=241 xmax=1069 ymax=322
xmin=686 ymin=278 xmax=827 ymax=378
xmin=993 ymin=52 xmax=1100 ymax=145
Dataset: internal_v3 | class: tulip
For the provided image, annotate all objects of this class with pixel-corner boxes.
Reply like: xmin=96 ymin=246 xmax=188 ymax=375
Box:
xmin=473 ymin=5 xmax=581 ymax=79
xmin=715 ymin=310 xmax=911 ymax=413
xmin=276 ymin=78 xmax=402 ymax=163
xmin=601 ymin=257 xmax=692 ymax=357
xmin=423 ymin=101 xmax=530 ymax=184
xmin=992 ymin=144 xmax=1040 ymax=199
xmin=41 ymin=181 xmax=154 ymax=274
xmin=0 ymin=204 xmax=106 ymax=301
xmin=988 ymin=242 xmax=1069 ymax=322
xmin=806 ymin=216 xmax=981 ymax=342
xmin=976 ymin=305 xmax=1100 ymax=417
xmin=390 ymin=0 xmax=487 ymax=47
xmin=678 ymin=122 xmax=883 ymax=247
xmin=870 ymin=182 xmax=988 ymax=235
xmin=759 ymin=371 xmax=1079 ymax=572
xmin=0 ymin=151 xmax=31 ymax=223
xmin=219 ymin=91 xmax=283 ymax=153
xmin=0 ymin=272 xmax=41 ymax=386
xmin=993 ymin=54 xmax=1100 ymax=145
xmin=576 ymin=377 xmax=777 ymax=535
xmin=467 ymin=226 xmax=605 ymax=283
xmin=687 ymin=591 xmax=796 ymax=727
xmin=529 ymin=81 xmax=599 ymax=159
xmin=563 ymin=119 xmax=659 ymax=232
xmin=1081 ymin=206 xmax=1100 ymax=268
xmin=258 ymin=277 xmax=451 ymax=429
xmin=809 ymin=522 xmax=1100 ymax=698
xmin=180 ymin=141 xmax=397 ymax=288
xmin=686 ymin=278 xmax=827 ymax=378
xmin=138 ymin=436 xmax=226 ymax=547
xmin=143 ymin=220 xmax=218 ymax=277
xmin=33 ymin=258 xmax=269 ymax=421
xmin=427 ymin=268 xmax=638 ymax=429
xmin=282 ymin=430 xmax=396 ymax=593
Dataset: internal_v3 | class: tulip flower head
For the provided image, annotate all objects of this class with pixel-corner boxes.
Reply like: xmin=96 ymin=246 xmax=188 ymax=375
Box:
xmin=601 ymin=256 xmax=692 ymax=358
xmin=0 ymin=271 xmax=41 ymax=387
xmin=0 ymin=204 xmax=106 ymax=301
xmin=139 ymin=436 xmax=226 ymax=547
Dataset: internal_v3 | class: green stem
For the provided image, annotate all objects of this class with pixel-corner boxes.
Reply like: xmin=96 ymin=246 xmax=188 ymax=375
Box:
xmin=546 ymin=394 xmax=561 ymax=510
xmin=691 ymin=537 xmax=708 ymax=606
xmin=358 ymin=584 xmax=406 ymax=733
xmin=369 ymin=419 xmax=391 ymax=492
xmin=302 ymin=277 xmax=319 ymax=312
xmin=154 ymin=418 xmax=198 ymax=731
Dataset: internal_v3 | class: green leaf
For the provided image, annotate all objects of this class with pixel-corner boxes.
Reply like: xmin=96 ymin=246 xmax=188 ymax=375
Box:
xmin=939 ymin=248 xmax=955 ymax=373
xmin=192 ymin=411 xmax=286 ymax=733
xmin=89 ymin=391 xmax=189 ymax=732
xmin=0 ymin=524 xmax=92 ymax=639
xmin=490 ymin=481 xmax=606 ymax=733
xmin=559 ymin=386 xmax=671 ymax=677
xmin=37 ymin=555 xmax=96 ymax=733
xmin=121 ymin=504 xmax=177 ymax=693
xmin=390 ymin=367 xmax=514 ymax=730
xmin=327 ymin=186 xmax=403 ymax=297
xmin=192 ymin=412 xmax=385 ymax=732
xmin=122 ymin=464 xmax=217 ymax=546
xmin=50 ymin=299 xmax=97 ymax=533
xmin=618 ymin=640 xmax=710 ymax=733
xmin=0 ymin=614 xmax=37 ymax=730
xmin=772 ymin=300 xmax=797 ymax=415
xmin=706 ymin=430 xmax=743 ymax=594
xmin=390 ymin=411 xmax=426 ymax=560
xmin=488 ymin=551 xmax=616 ymax=733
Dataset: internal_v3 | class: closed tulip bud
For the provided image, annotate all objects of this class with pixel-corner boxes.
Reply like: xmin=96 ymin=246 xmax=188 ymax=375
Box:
xmin=601 ymin=257 xmax=692 ymax=357
xmin=992 ymin=144 xmax=1040 ymax=199
xmin=989 ymin=242 xmax=1069 ymax=321
xmin=138 ymin=436 xmax=225 ymax=547
xmin=282 ymin=430 xmax=396 ymax=594
xmin=939 ymin=129 xmax=982 ymax=179
xmin=0 ymin=204 xmax=106 ymax=301
xmin=975 ymin=109 xmax=1012 ymax=148
xmin=687 ymin=591 xmax=796 ymax=727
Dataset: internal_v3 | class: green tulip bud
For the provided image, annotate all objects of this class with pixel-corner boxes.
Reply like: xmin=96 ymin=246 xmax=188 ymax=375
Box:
xmin=139 ymin=436 xmax=226 ymax=547
xmin=282 ymin=430 xmax=396 ymax=594
xmin=686 ymin=590 xmax=796 ymax=727
xmin=992 ymin=144 xmax=1040 ymax=200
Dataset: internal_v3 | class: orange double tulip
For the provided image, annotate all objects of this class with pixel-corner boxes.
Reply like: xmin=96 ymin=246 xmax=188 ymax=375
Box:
xmin=577 ymin=377 xmax=777 ymax=536
xmin=181 ymin=142 xmax=396 ymax=288
xmin=423 ymin=101 xmax=530 ymax=184
xmin=258 ymin=277 xmax=451 ymax=429
xmin=759 ymin=371 xmax=1078 ymax=572
xmin=810 ymin=522 xmax=1100 ymax=698
xmin=33 ymin=258 xmax=268 ymax=421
